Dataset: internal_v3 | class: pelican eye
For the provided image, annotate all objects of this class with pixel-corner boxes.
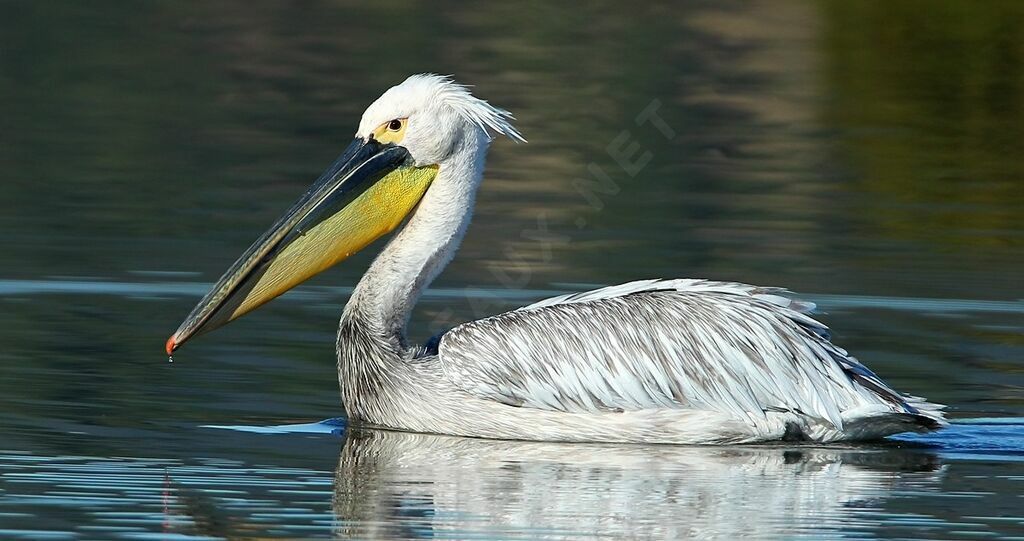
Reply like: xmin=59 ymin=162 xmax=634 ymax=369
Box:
xmin=374 ymin=117 xmax=408 ymax=144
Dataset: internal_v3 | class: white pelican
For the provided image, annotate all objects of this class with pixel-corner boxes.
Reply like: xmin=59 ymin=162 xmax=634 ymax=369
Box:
xmin=167 ymin=74 xmax=946 ymax=444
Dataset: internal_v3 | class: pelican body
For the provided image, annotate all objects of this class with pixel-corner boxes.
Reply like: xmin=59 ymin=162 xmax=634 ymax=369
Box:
xmin=167 ymin=74 xmax=946 ymax=444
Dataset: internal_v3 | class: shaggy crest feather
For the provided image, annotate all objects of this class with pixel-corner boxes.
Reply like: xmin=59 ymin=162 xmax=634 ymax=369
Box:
xmin=406 ymin=73 xmax=526 ymax=143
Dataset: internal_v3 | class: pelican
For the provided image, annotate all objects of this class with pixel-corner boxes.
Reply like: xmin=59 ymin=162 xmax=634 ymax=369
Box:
xmin=167 ymin=74 xmax=946 ymax=444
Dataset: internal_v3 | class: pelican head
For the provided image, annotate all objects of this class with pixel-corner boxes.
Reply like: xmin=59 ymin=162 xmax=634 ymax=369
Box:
xmin=166 ymin=74 xmax=523 ymax=354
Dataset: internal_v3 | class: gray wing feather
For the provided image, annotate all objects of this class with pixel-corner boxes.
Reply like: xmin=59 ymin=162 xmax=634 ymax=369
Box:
xmin=439 ymin=279 xmax=923 ymax=428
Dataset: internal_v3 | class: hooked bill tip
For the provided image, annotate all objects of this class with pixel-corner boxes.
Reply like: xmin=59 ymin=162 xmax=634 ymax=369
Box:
xmin=165 ymin=335 xmax=177 ymax=356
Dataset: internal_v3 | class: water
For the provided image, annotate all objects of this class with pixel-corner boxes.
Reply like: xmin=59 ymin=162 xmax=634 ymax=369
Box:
xmin=1 ymin=1 xmax=1022 ymax=539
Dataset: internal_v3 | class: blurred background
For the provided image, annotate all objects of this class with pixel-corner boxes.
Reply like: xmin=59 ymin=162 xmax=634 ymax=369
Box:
xmin=0 ymin=1 xmax=1022 ymax=538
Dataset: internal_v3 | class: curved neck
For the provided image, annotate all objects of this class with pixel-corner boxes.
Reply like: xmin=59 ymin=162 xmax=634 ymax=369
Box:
xmin=342 ymin=131 xmax=488 ymax=348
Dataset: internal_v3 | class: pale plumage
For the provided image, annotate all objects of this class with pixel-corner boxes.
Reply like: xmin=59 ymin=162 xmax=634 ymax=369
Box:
xmin=333 ymin=278 xmax=944 ymax=444
xmin=439 ymin=279 xmax=945 ymax=440
xmin=170 ymin=74 xmax=947 ymax=444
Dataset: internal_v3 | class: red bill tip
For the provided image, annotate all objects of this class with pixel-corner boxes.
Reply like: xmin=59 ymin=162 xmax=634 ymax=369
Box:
xmin=165 ymin=336 xmax=177 ymax=356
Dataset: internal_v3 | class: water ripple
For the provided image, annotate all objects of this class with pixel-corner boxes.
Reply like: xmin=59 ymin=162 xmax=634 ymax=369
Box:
xmin=1 ymin=278 xmax=1020 ymax=314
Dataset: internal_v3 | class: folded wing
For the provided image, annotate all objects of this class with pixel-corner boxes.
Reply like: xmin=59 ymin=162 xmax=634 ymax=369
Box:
xmin=438 ymin=279 xmax=939 ymax=429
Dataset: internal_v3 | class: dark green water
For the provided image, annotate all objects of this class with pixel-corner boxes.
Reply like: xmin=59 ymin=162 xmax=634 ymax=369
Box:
xmin=1 ymin=1 xmax=1022 ymax=539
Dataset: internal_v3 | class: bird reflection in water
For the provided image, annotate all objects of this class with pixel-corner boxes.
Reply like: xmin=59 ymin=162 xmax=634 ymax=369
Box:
xmin=331 ymin=428 xmax=943 ymax=539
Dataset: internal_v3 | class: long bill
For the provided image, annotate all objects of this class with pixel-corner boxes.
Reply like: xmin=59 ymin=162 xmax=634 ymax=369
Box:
xmin=166 ymin=138 xmax=438 ymax=355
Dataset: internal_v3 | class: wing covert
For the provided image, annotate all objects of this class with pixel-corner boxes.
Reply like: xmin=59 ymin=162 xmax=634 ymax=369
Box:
xmin=438 ymin=279 xmax=909 ymax=427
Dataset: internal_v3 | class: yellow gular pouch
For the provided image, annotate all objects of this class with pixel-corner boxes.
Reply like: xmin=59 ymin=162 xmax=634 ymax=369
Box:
xmin=230 ymin=164 xmax=438 ymax=319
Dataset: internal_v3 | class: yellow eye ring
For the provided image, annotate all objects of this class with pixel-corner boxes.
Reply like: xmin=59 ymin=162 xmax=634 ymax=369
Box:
xmin=375 ymin=117 xmax=408 ymax=144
